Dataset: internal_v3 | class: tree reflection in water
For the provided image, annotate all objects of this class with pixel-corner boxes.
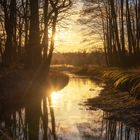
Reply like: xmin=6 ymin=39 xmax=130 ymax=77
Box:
xmin=1 ymin=98 xmax=140 ymax=140
xmin=0 ymin=90 xmax=140 ymax=140
xmin=101 ymin=112 xmax=140 ymax=140
xmin=0 ymin=93 xmax=57 ymax=140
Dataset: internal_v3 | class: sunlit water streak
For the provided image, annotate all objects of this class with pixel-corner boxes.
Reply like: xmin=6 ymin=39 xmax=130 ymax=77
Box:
xmin=1 ymin=74 xmax=140 ymax=140
xmin=49 ymin=75 xmax=104 ymax=140
xmin=49 ymin=74 xmax=138 ymax=140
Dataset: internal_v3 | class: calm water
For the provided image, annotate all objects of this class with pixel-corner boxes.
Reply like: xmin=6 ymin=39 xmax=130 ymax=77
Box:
xmin=0 ymin=74 xmax=140 ymax=140
xmin=50 ymin=74 xmax=140 ymax=140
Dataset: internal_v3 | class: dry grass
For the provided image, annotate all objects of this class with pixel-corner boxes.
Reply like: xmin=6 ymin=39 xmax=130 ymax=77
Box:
xmin=76 ymin=66 xmax=140 ymax=98
xmin=85 ymin=85 xmax=140 ymax=129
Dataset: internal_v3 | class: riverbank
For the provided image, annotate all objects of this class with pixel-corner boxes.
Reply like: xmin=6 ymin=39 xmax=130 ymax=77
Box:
xmin=0 ymin=66 xmax=69 ymax=111
xmin=76 ymin=66 xmax=140 ymax=130
xmin=0 ymin=66 xmax=69 ymax=140
xmin=85 ymin=85 xmax=140 ymax=130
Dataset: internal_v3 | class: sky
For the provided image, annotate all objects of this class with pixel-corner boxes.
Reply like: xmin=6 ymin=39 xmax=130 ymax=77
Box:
xmin=54 ymin=0 xmax=103 ymax=53
xmin=54 ymin=0 xmax=83 ymax=53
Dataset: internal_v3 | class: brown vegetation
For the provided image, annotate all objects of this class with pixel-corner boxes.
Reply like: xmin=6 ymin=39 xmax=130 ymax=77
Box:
xmin=85 ymin=85 xmax=140 ymax=130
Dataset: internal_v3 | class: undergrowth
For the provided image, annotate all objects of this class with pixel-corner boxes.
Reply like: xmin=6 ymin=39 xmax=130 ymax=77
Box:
xmin=103 ymin=70 xmax=140 ymax=99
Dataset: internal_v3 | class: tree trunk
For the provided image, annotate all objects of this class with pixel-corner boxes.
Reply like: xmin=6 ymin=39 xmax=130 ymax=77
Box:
xmin=28 ymin=0 xmax=41 ymax=69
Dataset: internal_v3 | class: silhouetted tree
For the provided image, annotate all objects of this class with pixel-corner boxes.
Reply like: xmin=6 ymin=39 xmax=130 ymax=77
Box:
xmin=0 ymin=0 xmax=72 ymax=70
xmin=81 ymin=0 xmax=140 ymax=67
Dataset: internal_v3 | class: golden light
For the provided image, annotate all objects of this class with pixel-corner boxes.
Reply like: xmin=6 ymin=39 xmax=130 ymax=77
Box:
xmin=51 ymin=91 xmax=63 ymax=106
xmin=54 ymin=35 xmax=58 ymax=42
xmin=54 ymin=31 xmax=64 ymax=42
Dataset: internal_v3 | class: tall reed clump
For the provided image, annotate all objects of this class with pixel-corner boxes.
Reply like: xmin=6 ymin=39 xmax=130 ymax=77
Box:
xmin=103 ymin=70 xmax=140 ymax=99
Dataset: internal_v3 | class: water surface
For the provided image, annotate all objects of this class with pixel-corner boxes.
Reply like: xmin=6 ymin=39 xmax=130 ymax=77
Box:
xmin=50 ymin=74 xmax=140 ymax=140
xmin=0 ymin=74 xmax=140 ymax=140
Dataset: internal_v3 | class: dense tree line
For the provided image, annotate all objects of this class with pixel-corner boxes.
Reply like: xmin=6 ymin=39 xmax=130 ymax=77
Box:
xmin=52 ymin=51 xmax=106 ymax=66
xmin=81 ymin=0 xmax=140 ymax=67
xmin=0 ymin=0 xmax=72 ymax=70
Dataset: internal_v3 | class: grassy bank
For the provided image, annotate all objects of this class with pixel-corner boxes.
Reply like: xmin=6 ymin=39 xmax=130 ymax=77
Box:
xmin=76 ymin=66 xmax=140 ymax=99
xmin=76 ymin=66 xmax=140 ymax=129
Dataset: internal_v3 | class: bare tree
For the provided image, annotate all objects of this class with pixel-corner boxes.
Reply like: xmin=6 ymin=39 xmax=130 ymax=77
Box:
xmin=80 ymin=0 xmax=140 ymax=67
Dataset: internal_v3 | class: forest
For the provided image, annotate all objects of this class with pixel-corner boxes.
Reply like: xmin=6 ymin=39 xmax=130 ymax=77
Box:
xmin=0 ymin=0 xmax=71 ymax=69
xmin=0 ymin=0 xmax=140 ymax=140
xmin=81 ymin=0 xmax=140 ymax=67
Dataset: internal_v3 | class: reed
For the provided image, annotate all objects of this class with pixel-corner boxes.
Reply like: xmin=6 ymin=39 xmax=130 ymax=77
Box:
xmin=103 ymin=70 xmax=140 ymax=99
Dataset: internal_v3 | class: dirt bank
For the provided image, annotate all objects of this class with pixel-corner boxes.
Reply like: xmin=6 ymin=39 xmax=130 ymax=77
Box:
xmin=85 ymin=84 xmax=140 ymax=131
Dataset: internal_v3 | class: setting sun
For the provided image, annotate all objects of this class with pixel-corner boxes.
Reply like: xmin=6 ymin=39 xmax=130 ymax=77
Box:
xmin=51 ymin=91 xmax=63 ymax=106
xmin=0 ymin=0 xmax=140 ymax=139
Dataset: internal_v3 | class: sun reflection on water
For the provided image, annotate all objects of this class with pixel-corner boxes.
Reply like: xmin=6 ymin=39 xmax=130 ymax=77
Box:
xmin=49 ymin=76 xmax=106 ymax=139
